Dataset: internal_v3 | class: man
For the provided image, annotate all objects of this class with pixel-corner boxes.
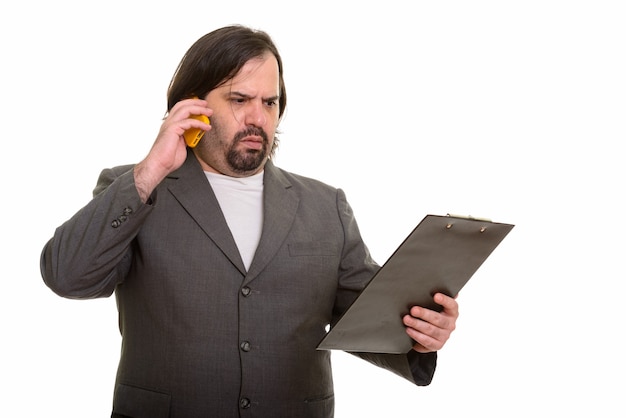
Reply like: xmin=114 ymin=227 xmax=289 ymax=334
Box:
xmin=41 ymin=25 xmax=458 ymax=417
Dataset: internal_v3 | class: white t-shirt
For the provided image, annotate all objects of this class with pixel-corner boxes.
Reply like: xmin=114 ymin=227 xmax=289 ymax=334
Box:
xmin=204 ymin=171 xmax=264 ymax=271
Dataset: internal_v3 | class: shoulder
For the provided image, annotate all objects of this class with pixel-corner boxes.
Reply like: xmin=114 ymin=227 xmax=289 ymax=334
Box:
xmin=266 ymin=160 xmax=339 ymax=194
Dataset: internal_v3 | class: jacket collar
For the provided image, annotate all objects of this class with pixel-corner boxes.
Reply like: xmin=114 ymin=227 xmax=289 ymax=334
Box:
xmin=166 ymin=149 xmax=300 ymax=282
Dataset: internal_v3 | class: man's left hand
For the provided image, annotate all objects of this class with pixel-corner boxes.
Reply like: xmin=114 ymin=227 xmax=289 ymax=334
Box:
xmin=403 ymin=293 xmax=459 ymax=353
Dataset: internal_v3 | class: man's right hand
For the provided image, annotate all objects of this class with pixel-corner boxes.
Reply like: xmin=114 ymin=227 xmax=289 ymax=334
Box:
xmin=134 ymin=98 xmax=212 ymax=202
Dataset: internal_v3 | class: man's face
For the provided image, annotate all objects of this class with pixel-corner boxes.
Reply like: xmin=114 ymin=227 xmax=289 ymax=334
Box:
xmin=194 ymin=52 xmax=281 ymax=177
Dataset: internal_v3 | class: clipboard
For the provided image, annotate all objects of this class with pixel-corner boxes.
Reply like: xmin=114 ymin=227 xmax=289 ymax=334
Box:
xmin=317 ymin=214 xmax=514 ymax=354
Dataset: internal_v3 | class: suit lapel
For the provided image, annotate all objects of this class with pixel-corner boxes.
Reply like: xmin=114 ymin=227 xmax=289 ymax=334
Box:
xmin=166 ymin=150 xmax=247 ymax=275
xmin=166 ymin=153 xmax=299 ymax=282
xmin=244 ymin=160 xmax=299 ymax=284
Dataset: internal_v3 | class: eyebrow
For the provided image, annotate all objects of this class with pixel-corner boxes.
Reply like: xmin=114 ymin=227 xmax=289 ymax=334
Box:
xmin=230 ymin=91 xmax=280 ymax=102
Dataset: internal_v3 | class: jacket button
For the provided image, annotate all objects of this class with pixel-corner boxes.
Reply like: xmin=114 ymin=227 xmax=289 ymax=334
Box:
xmin=240 ymin=397 xmax=251 ymax=409
xmin=240 ymin=341 xmax=251 ymax=352
xmin=111 ymin=219 xmax=121 ymax=228
xmin=241 ymin=286 xmax=251 ymax=297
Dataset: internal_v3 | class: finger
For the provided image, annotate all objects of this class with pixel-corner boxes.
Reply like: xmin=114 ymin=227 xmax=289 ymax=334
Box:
xmin=434 ymin=292 xmax=459 ymax=315
xmin=405 ymin=322 xmax=446 ymax=352
xmin=168 ymin=98 xmax=212 ymax=121
xmin=403 ymin=313 xmax=451 ymax=341
xmin=161 ymin=104 xmax=212 ymax=141
xmin=408 ymin=305 xmax=456 ymax=331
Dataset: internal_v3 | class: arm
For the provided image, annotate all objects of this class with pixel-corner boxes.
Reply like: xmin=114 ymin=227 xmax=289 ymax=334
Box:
xmin=333 ymin=189 xmax=440 ymax=386
xmin=40 ymin=166 xmax=150 ymax=299
xmin=40 ymin=98 xmax=212 ymax=298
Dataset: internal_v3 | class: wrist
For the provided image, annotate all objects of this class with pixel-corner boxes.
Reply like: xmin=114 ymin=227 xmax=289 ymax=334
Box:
xmin=133 ymin=160 xmax=164 ymax=203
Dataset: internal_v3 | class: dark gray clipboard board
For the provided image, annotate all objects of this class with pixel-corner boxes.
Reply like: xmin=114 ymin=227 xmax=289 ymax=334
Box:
xmin=317 ymin=214 xmax=514 ymax=354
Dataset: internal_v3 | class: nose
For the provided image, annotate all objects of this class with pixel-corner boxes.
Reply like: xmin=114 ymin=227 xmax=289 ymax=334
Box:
xmin=244 ymin=101 xmax=266 ymax=127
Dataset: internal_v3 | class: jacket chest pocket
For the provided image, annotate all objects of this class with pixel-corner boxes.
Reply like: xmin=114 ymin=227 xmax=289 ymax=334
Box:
xmin=288 ymin=241 xmax=338 ymax=257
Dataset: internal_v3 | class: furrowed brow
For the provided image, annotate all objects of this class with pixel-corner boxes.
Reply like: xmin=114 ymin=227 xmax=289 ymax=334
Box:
xmin=229 ymin=91 xmax=279 ymax=102
xmin=230 ymin=91 xmax=252 ymax=99
xmin=265 ymin=95 xmax=280 ymax=102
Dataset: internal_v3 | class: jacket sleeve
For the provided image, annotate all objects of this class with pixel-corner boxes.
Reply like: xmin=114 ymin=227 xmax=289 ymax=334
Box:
xmin=333 ymin=188 xmax=438 ymax=386
xmin=40 ymin=164 xmax=153 ymax=299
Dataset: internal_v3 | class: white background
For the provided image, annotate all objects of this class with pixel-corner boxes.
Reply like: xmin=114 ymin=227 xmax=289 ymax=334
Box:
xmin=1 ymin=1 xmax=625 ymax=416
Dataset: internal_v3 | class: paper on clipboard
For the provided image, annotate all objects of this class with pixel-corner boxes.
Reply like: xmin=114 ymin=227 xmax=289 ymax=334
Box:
xmin=317 ymin=214 xmax=514 ymax=354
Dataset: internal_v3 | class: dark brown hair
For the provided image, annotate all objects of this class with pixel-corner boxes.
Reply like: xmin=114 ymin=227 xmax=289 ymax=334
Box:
xmin=167 ymin=25 xmax=287 ymax=119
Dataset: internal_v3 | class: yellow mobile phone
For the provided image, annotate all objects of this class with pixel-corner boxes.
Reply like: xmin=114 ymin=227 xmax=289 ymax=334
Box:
xmin=183 ymin=97 xmax=210 ymax=148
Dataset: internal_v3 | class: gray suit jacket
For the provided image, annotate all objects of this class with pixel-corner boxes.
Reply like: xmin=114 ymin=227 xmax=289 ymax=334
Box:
xmin=41 ymin=150 xmax=436 ymax=418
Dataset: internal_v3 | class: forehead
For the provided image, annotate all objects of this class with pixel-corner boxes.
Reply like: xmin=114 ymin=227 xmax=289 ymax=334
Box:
xmin=219 ymin=53 xmax=279 ymax=95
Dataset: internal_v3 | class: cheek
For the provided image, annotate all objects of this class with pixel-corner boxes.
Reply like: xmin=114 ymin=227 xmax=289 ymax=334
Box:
xmin=267 ymin=113 xmax=280 ymax=134
xmin=206 ymin=115 xmax=232 ymax=141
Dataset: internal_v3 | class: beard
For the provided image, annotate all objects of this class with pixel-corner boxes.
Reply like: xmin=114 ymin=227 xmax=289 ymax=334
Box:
xmin=197 ymin=119 xmax=273 ymax=176
xmin=226 ymin=126 xmax=270 ymax=173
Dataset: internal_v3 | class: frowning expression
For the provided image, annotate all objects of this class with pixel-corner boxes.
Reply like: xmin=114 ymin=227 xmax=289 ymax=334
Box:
xmin=194 ymin=52 xmax=281 ymax=177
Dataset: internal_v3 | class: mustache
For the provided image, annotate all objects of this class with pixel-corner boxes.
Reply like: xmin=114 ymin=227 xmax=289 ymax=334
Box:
xmin=233 ymin=127 xmax=268 ymax=143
